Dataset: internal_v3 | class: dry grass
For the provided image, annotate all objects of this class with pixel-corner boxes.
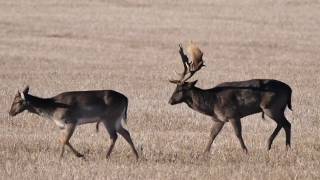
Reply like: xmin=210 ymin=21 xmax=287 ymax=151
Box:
xmin=0 ymin=0 xmax=320 ymax=179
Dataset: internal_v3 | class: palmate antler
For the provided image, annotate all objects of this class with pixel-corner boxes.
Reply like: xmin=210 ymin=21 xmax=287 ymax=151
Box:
xmin=188 ymin=42 xmax=205 ymax=72
xmin=169 ymin=43 xmax=205 ymax=84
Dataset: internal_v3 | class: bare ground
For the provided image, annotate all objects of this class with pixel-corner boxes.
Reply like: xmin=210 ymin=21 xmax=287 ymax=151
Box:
xmin=0 ymin=0 xmax=320 ymax=179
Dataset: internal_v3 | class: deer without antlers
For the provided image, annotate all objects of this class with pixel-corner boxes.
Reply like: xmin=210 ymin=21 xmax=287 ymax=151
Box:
xmin=169 ymin=43 xmax=293 ymax=153
xmin=9 ymin=86 xmax=139 ymax=159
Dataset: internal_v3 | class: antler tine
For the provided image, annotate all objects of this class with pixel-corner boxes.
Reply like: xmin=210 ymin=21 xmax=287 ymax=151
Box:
xmin=178 ymin=44 xmax=190 ymax=76
xmin=169 ymin=44 xmax=190 ymax=83
xmin=180 ymin=64 xmax=204 ymax=83
xmin=180 ymin=71 xmax=195 ymax=83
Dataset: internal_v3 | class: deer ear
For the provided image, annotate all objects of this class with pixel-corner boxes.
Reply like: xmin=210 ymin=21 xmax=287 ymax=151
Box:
xmin=19 ymin=91 xmax=25 ymax=100
xmin=189 ymin=80 xmax=198 ymax=87
xmin=23 ymin=86 xmax=29 ymax=94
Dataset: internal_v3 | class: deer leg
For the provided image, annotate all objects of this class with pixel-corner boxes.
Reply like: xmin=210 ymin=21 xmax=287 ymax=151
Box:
xmin=264 ymin=109 xmax=291 ymax=150
xmin=117 ymin=127 xmax=139 ymax=159
xmin=230 ymin=118 xmax=248 ymax=153
xmin=106 ymin=132 xmax=117 ymax=159
xmin=59 ymin=144 xmax=65 ymax=159
xmin=267 ymin=124 xmax=282 ymax=150
xmin=59 ymin=124 xmax=83 ymax=158
xmin=204 ymin=120 xmax=224 ymax=153
xmin=59 ymin=125 xmax=70 ymax=158
xmin=103 ymin=123 xmax=118 ymax=159
xmin=282 ymin=118 xmax=291 ymax=149
xmin=66 ymin=142 xmax=84 ymax=157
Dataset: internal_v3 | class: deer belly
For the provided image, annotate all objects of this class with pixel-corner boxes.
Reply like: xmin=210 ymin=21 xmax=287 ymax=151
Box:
xmin=239 ymin=106 xmax=261 ymax=118
xmin=77 ymin=117 xmax=100 ymax=125
xmin=75 ymin=106 xmax=106 ymax=125
xmin=237 ymin=96 xmax=261 ymax=117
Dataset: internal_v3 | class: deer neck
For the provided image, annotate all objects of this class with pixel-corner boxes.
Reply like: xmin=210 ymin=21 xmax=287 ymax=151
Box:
xmin=25 ymin=94 xmax=56 ymax=119
xmin=185 ymin=87 xmax=215 ymax=116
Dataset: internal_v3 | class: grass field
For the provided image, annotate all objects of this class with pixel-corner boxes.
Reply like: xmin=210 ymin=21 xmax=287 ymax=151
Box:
xmin=0 ymin=0 xmax=320 ymax=179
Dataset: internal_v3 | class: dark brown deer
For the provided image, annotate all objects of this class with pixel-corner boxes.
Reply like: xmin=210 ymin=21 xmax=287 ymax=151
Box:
xmin=169 ymin=44 xmax=292 ymax=153
xmin=9 ymin=86 xmax=139 ymax=159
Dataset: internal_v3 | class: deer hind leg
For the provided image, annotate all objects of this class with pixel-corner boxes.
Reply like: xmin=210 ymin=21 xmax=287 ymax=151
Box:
xmin=103 ymin=122 xmax=118 ymax=159
xmin=230 ymin=118 xmax=248 ymax=153
xmin=267 ymin=124 xmax=282 ymax=150
xmin=117 ymin=127 xmax=139 ymax=159
xmin=205 ymin=120 xmax=225 ymax=153
xmin=283 ymin=118 xmax=291 ymax=149
xmin=59 ymin=124 xmax=83 ymax=158
xmin=264 ymin=108 xmax=291 ymax=150
xmin=106 ymin=132 xmax=117 ymax=159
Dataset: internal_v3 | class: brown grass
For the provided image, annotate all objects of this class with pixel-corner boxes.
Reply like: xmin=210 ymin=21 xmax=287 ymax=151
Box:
xmin=0 ymin=0 xmax=320 ymax=179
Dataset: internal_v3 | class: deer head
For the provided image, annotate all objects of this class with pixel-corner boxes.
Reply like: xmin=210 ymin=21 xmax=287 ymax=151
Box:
xmin=168 ymin=80 xmax=198 ymax=105
xmin=168 ymin=43 xmax=205 ymax=105
xmin=9 ymin=86 xmax=30 ymax=116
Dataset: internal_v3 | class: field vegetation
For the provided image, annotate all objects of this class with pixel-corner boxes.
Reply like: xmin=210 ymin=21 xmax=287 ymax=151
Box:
xmin=0 ymin=0 xmax=319 ymax=179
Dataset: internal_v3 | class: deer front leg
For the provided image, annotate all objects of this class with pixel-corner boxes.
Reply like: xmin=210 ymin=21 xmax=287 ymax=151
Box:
xmin=59 ymin=123 xmax=83 ymax=158
xmin=205 ymin=120 xmax=224 ymax=153
xmin=230 ymin=118 xmax=248 ymax=154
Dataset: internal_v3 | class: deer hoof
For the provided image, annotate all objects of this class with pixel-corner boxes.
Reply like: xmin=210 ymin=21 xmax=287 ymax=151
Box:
xmin=76 ymin=153 xmax=84 ymax=158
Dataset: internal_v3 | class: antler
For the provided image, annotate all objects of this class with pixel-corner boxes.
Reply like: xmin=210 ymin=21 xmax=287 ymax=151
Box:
xmin=169 ymin=43 xmax=205 ymax=84
xmin=188 ymin=42 xmax=205 ymax=72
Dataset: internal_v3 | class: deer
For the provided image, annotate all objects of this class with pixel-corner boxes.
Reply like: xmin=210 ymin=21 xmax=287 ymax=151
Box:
xmin=168 ymin=43 xmax=293 ymax=153
xmin=9 ymin=86 xmax=139 ymax=159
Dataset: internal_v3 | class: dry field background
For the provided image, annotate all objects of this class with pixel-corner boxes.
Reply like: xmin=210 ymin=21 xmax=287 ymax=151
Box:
xmin=0 ymin=0 xmax=320 ymax=179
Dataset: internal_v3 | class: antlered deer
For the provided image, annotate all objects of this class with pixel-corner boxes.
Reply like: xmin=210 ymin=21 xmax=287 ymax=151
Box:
xmin=9 ymin=87 xmax=139 ymax=159
xmin=169 ymin=43 xmax=292 ymax=153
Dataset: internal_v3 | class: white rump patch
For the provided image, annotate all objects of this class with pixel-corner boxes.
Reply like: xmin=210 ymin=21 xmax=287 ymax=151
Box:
xmin=115 ymin=108 xmax=126 ymax=130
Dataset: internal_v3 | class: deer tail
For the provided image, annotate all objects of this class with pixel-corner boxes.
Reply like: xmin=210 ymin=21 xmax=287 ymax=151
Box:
xmin=96 ymin=121 xmax=100 ymax=132
xmin=96 ymin=121 xmax=101 ymax=132
xmin=287 ymin=88 xmax=292 ymax=111
xmin=123 ymin=98 xmax=128 ymax=124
